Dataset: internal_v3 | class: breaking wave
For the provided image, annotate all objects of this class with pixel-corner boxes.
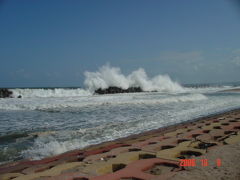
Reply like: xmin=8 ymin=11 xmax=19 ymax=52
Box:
xmin=8 ymin=65 xmax=185 ymax=98
xmin=84 ymin=64 xmax=184 ymax=93
xmin=5 ymin=65 xmax=239 ymax=99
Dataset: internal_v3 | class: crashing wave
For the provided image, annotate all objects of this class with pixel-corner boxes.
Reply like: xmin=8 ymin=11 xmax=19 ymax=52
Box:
xmin=9 ymin=65 xmax=185 ymax=98
xmin=84 ymin=64 xmax=184 ymax=93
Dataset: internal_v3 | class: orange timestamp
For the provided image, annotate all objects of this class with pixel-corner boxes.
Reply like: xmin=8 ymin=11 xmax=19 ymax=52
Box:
xmin=180 ymin=158 xmax=221 ymax=167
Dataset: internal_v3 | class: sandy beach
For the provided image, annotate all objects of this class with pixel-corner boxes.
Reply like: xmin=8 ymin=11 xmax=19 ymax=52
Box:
xmin=0 ymin=108 xmax=240 ymax=180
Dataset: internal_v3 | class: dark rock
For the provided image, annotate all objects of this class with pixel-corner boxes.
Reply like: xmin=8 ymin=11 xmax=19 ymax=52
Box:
xmin=95 ymin=86 xmax=143 ymax=94
xmin=0 ymin=88 xmax=13 ymax=98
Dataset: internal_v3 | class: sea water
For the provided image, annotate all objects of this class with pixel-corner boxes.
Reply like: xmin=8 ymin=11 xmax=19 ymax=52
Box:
xmin=0 ymin=65 xmax=240 ymax=164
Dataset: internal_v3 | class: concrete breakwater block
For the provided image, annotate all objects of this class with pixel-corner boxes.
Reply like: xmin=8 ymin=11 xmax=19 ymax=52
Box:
xmin=0 ymin=173 xmax=23 ymax=180
xmin=47 ymin=172 xmax=90 ymax=180
xmin=131 ymin=136 xmax=168 ymax=148
xmin=83 ymin=146 xmax=142 ymax=163
xmin=83 ymin=143 xmax=130 ymax=156
xmin=156 ymin=141 xmax=205 ymax=161
xmin=91 ymin=158 xmax=182 ymax=180
xmin=0 ymin=150 xmax=84 ymax=175
xmin=79 ymin=151 xmax=156 ymax=176
xmin=224 ymin=132 xmax=240 ymax=144
xmin=0 ymin=143 xmax=128 ymax=175
xmin=11 ymin=162 xmax=84 ymax=180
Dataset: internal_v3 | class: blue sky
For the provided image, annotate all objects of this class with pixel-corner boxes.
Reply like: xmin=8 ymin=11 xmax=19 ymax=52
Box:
xmin=0 ymin=0 xmax=240 ymax=87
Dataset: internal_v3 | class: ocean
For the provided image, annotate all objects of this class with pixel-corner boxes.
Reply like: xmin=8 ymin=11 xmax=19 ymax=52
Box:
xmin=0 ymin=66 xmax=240 ymax=164
xmin=0 ymin=85 xmax=240 ymax=164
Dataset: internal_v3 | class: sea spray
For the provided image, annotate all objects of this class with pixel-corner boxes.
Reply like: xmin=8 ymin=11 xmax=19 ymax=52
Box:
xmin=84 ymin=64 xmax=184 ymax=93
xmin=10 ymin=65 xmax=183 ymax=98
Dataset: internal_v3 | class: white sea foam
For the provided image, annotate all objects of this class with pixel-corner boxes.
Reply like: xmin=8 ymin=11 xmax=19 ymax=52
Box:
xmin=84 ymin=64 xmax=184 ymax=93
xmin=0 ymin=93 xmax=207 ymax=111
xmin=185 ymin=86 xmax=237 ymax=93
xmin=11 ymin=88 xmax=91 ymax=98
xmin=21 ymin=137 xmax=86 ymax=160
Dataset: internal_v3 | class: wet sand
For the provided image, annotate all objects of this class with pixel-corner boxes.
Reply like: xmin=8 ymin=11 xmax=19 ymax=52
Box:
xmin=0 ymin=108 xmax=240 ymax=180
xmin=170 ymin=141 xmax=240 ymax=180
